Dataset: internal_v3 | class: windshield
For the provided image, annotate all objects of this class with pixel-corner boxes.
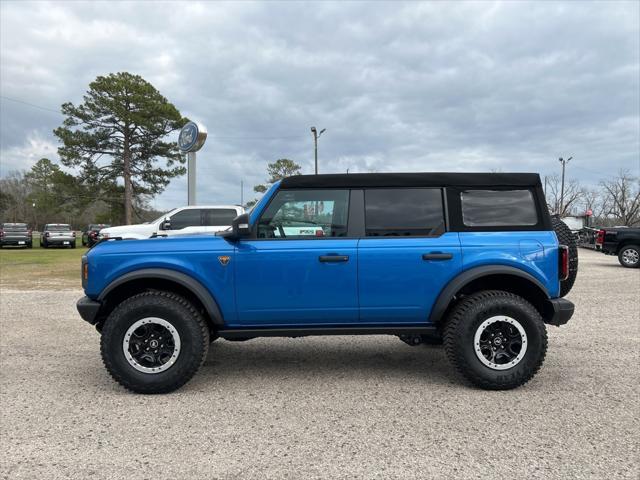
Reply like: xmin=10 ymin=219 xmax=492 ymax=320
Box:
xmin=149 ymin=209 xmax=177 ymax=224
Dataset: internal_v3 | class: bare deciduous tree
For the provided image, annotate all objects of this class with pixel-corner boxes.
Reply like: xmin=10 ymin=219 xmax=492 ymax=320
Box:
xmin=544 ymin=174 xmax=583 ymax=216
xmin=600 ymin=170 xmax=640 ymax=226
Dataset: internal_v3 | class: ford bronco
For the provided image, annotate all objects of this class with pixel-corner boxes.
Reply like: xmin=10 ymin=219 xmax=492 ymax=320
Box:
xmin=77 ymin=173 xmax=577 ymax=394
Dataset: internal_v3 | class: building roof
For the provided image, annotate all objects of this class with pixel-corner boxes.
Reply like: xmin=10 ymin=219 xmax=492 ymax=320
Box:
xmin=280 ymin=172 xmax=542 ymax=189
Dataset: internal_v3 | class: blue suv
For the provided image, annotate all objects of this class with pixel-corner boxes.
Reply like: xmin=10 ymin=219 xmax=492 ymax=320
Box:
xmin=77 ymin=173 xmax=577 ymax=393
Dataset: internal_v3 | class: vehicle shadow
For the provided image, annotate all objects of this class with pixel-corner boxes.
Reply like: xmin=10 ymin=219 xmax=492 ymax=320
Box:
xmin=196 ymin=337 xmax=456 ymax=387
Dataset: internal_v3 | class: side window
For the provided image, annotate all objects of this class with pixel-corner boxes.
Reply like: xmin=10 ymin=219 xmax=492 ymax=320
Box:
xmin=461 ymin=190 xmax=538 ymax=227
xmin=203 ymin=209 xmax=238 ymax=226
xmin=365 ymin=188 xmax=444 ymax=236
xmin=257 ymin=189 xmax=349 ymax=238
xmin=169 ymin=209 xmax=202 ymax=229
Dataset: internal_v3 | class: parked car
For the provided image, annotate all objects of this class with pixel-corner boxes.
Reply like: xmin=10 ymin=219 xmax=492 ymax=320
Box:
xmin=596 ymin=227 xmax=640 ymax=268
xmin=77 ymin=172 xmax=577 ymax=394
xmin=82 ymin=224 xmax=110 ymax=247
xmin=99 ymin=205 xmax=243 ymax=241
xmin=41 ymin=224 xmax=76 ymax=248
xmin=0 ymin=223 xmax=32 ymax=248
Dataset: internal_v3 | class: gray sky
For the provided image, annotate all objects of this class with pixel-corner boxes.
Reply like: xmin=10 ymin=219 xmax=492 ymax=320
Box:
xmin=1 ymin=0 xmax=638 ymax=210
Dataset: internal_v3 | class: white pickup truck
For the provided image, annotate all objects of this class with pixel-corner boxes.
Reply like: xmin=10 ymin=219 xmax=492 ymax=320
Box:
xmin=99 ymin=205 xmax=244 ymax=240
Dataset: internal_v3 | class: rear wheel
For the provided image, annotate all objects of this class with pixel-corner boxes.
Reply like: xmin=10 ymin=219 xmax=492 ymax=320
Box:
xmin=552 ymin=217 xmax=578 ymax=296
xmin=443 ymin=290 xmax=547 ymax=390
xmin=101 ymin=291 xmax=209 ymax=394
xmin=618 ymin=245 xmax=640 ymax=268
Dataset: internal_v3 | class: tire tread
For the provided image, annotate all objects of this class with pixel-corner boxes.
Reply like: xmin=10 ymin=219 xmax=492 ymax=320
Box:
xmin=443 ymin=290 xmax=547 ymax=390
xmin=100 ymin=290 xmax=209 ymax=394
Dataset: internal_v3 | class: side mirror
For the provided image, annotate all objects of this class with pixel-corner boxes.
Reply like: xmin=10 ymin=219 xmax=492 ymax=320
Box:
xmin=223 ymin=213 xmax=251 ymax=240
xmin=160 ymin=217 xmax=171 ymax=230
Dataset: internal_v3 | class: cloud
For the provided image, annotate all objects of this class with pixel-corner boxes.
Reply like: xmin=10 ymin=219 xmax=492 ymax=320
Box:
xmin=0 ymin=131 xmax=58 ymax=176
xmin=1 ymin=0 xmax=638 ymax=209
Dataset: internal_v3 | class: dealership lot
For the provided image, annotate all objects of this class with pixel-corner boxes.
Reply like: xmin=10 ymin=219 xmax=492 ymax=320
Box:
xmin=0 ymin=248 xmax=638 ymax=479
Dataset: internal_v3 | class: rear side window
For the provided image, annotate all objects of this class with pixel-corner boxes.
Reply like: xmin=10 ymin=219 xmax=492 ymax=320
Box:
xmin=461 ymin=190 xmax=538 ymax=227
xmin=364 ymin=188 xmax=444 ymax=236
xmin=203 ymin=209 xmax=238 ymax=226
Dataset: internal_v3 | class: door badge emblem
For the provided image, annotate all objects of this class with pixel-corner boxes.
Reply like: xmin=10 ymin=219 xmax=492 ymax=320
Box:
xmin=218 ymin=256 xmax=231 ymax=266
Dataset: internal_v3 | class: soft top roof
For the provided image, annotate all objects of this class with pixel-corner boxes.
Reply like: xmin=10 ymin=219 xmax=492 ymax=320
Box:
xmin=280 ymin=172 xmax=542 ymax=189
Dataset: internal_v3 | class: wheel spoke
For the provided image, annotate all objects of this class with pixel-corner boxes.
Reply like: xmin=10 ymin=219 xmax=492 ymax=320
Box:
xmin=123 ymin=318 xmax=181 ymax=374
xmin=474 ymin=316 xmax=528 ymax=370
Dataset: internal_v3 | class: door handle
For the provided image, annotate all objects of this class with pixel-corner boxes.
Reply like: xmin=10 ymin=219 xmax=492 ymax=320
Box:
xmin=319 ymin=255 xmax=349 ymax=263
xmin=422 ymin=252 xmax=453 ymax=261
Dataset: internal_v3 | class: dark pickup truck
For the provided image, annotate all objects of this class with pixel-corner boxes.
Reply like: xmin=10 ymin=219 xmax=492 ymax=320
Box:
xmin=0 ymin=223 xmax=32 ymax=248
xmin=596 ymin=227 xmax=640 ymax=268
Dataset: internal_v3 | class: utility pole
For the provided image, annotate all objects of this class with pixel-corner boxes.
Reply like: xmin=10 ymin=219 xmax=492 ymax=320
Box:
xmin=310 ymin=126 xmax=326 ymax=174
xmin=240 ymin=179 xmax=244 ymax=207
xmin=558 ymin=156 xmax=573 ymax=215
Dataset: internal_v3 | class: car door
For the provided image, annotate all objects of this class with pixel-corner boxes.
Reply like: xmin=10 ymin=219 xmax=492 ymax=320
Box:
xmin=234 ymin=188 xmax=358 ymax=326
xmin=163 ymin=208 xmax=204 ymax=237
xmin=357 ymin=188 xmax=462 ymax=324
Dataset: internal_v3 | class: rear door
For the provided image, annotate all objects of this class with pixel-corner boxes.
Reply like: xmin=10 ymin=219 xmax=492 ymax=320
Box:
xmin=357 ymin=188 xmax=462 ymax=324
xmin=234 ymin=188 xmax=358 ymax=326
xmin=202 ymin=208 xmax=240 ymax=233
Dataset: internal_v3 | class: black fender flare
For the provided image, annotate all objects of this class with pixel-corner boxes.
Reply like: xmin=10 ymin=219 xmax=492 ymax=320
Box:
xmin=428 ymin=265 xmax=550 ymax=324
xmin=98 ymin=268 xmax=224 ymax=327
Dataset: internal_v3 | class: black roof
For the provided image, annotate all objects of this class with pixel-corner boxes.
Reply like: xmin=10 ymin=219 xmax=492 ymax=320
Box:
xmin=280 ymin=172 xmax=542 ymax=189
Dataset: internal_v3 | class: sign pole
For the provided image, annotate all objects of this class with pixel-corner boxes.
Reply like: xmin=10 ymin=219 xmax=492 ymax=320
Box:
xmin=188 ymin=151 xmax=197 ymax=205
xmin=178 ymin=121 xmax=207 ymax=206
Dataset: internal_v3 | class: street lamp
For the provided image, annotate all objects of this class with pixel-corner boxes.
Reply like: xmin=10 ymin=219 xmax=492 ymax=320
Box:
xmin=310 ymin=126 xmax=326 ymax=175
xmin=558 ymin=156 xmax=573 ymax=215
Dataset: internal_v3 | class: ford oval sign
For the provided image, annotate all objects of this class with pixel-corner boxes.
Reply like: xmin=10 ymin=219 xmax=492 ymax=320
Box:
xmin=178 ymin=121 xmax=207 ymax=153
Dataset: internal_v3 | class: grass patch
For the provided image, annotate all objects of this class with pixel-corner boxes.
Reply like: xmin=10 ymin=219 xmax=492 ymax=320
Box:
xmin=0 ymin=235 xmax=85 ymax=290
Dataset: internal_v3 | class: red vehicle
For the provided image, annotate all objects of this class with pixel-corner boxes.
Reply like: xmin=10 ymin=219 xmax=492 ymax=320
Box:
xmin=82 ymin=224 xmax=110 ymax=247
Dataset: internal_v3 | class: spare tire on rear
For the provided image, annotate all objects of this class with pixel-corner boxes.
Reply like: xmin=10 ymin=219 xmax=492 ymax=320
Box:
xmin=552 ymin=217 xmax=578 ymax=297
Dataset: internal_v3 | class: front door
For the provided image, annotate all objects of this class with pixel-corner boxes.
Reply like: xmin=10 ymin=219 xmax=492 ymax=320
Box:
xmin=234 ymin=189 xmax=358 ymax=326
xmin=162 ymin=208 xmax=204 ymax=237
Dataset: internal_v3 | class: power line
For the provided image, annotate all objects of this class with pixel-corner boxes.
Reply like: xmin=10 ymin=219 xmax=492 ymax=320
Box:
xmin=0 ymin=95 xmax=60 ymax=114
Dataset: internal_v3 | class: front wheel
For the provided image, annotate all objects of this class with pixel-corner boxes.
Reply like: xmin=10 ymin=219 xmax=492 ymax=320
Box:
xmin=443 ymin=290 xmax=547 ymax=390
xmin=618 ymin=245 xmax=640 ymax=268
xmin=100 ymin=291 xmax=209 ymax=394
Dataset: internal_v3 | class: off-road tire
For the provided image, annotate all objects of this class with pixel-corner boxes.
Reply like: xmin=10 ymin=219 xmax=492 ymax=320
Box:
xmin=552 ymin=217 xmax=578 ymax=296
xmin=443 ymin=290 xmax=547 ymax=390
xmin=101 ymin=291 xmax=209 ymax=394
xmin=618 ymin=245 xmax=640 ymax=268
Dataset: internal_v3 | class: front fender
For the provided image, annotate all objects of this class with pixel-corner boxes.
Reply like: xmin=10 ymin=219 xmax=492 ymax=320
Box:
xmin=97 ymin=268 xmax=224 ymax=327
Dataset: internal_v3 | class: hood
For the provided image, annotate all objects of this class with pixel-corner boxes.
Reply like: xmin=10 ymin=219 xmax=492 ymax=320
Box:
xmin=90 ymin=233 xmax=232 ymax=255
xmin=100 ymin=223 xmax=156 ymax=239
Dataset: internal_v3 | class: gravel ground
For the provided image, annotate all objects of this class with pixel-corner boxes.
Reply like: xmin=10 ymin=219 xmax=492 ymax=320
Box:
xmin=1 ymin=248 xmax=638 ymax=479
